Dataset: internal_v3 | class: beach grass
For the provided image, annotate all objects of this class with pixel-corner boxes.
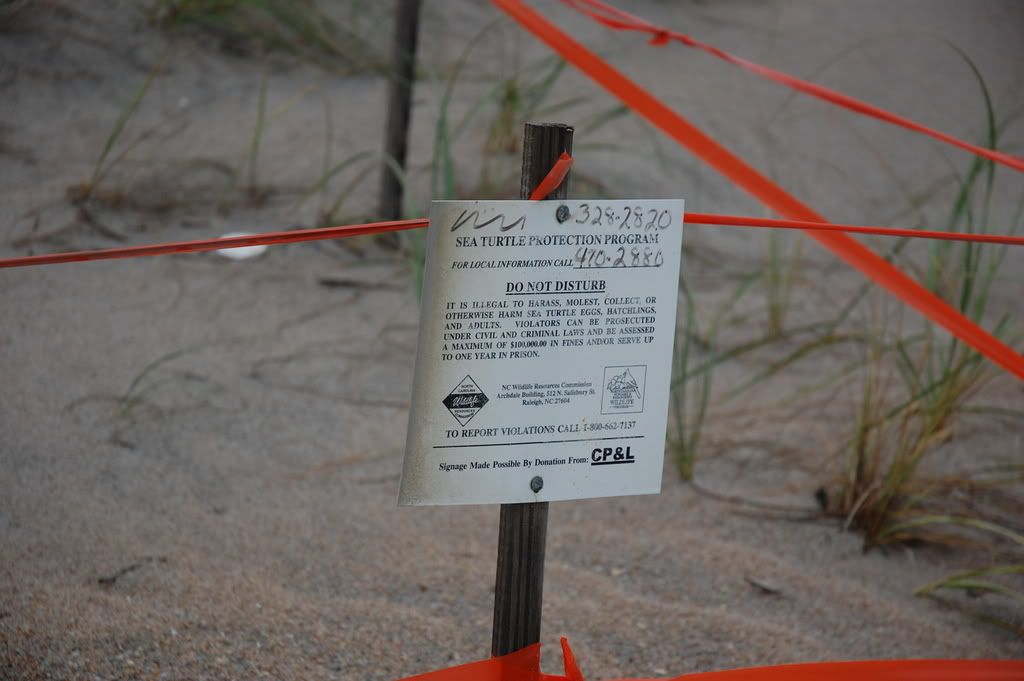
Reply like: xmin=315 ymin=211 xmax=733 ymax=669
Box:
xmin=144 ymin=0 xmax=384 ymax=74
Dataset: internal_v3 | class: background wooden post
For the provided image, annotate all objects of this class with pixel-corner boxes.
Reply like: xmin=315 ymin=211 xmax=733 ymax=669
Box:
xmin=491 ymin=122 xmax=573 ymax=658
xmin=378 ymin=0 xmax=421 ymax=222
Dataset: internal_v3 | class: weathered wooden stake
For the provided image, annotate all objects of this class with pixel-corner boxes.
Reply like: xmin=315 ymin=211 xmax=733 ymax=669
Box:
xmin=491 ymin=122 xmax=573 ymax=658
xmin=378 ymin=0 xmax=421 ymax=222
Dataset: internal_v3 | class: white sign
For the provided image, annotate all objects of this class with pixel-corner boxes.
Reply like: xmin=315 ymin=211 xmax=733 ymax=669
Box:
xmin=400 ymin=199 xmax=684 ymax=506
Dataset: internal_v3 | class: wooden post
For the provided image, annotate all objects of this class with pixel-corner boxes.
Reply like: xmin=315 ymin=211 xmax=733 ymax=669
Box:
xmin=491 ymin=122 xmax=573 ymax=658
xmin=378 ymin=0 xmax=422 ymax=222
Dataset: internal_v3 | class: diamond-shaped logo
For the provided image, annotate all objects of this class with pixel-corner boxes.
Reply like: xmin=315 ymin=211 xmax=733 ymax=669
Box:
xmin=442 ymin=375 xmax=489 ymax=426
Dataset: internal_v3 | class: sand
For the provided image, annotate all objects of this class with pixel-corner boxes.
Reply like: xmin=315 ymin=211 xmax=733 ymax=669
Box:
xmin=1 ymin=1 xmax=1022 ymax=679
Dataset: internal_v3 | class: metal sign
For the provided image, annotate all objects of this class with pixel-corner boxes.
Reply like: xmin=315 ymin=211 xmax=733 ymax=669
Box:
xmin=400 ymin=199 xmax=684 ymax=505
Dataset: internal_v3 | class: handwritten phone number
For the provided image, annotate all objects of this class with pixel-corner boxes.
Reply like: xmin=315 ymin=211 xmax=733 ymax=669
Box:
xmin=573 ymin=204 xmax=674 ymax=230
xmin=575 ymin=245 xmax=663 ymax=269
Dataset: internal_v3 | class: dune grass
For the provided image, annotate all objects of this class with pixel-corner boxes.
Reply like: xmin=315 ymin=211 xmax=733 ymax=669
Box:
xmin=145 ymin=0 xmax=384 ymax=74
xmin=835 ymin=51 xmax=1020 ymax=547
xmin=659 ymin=37 xmax=1022 ymax=628
xmin=65 ymin=51 xmax=170 ymax=206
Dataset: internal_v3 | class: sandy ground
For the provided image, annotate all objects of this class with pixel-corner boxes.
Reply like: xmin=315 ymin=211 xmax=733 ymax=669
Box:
xmin=2 ymin=1 xmax=1023 ymax=679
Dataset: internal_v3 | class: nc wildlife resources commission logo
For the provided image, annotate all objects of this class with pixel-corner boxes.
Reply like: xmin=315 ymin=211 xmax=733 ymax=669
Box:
xmin=601 ymin=365 xmax=646 ymax=415
xmin=442 ymin=375 xmax=489 ymax=426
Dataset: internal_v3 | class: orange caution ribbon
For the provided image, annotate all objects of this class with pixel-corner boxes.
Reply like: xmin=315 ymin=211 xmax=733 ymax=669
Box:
xmin=685 ymin=212 xmax=1024 ymax=245
xmin=561 ymin=0 xmax=1024 ymax=174
xmin=4 ymin=211 xmax=1023 ymax=270
xmin=529 ymin=152 xmax=574 ymax=200
xmin=491 ymin=0 xmax=1024 ymax=382
xmin=396 ymin=637 xmax=1024 ymax=681
xmin=0 ymin=156 xmax=572 ymax=270
xmin=0 ymin=219 xmax=429 ymax=269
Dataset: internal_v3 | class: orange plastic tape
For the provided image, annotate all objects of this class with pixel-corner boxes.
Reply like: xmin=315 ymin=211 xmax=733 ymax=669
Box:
xmin=0 ymin=154 xmax=573 ymax=270
xmin=4 ymin=211 xmax=1024 ymax=272
xmin=397 ymin=641 xmax=542 ymax=681
xmin=0 ymin=219 xmax=429 ymax=269
xmin=491 ymin=0 xmax=1024 ymax=382
xmin=562 ymin=0 xmax=1024 ymax=174
xmin=529 ymin=152 xmax=574 ymax=200
xmin=396 ymin=637 xmax=1024 ymax=681
xmin=685 ymin=212 xmax=1024 ymax=246
xmin=3 ymin=212 xmax=1024 ymax=268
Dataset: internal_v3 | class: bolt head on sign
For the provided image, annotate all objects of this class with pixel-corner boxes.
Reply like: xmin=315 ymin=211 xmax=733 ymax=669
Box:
xmin=400 ymin=199 xmax=685 ymax=506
